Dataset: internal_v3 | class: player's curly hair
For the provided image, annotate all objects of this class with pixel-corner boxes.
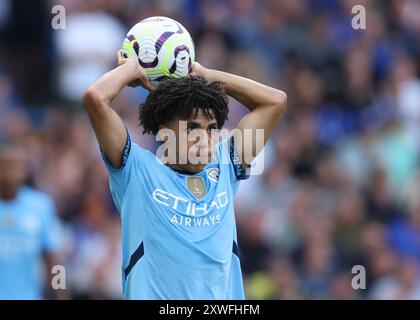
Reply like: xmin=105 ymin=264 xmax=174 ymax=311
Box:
xmin=139 ymin=76 xmax=229 ymax=135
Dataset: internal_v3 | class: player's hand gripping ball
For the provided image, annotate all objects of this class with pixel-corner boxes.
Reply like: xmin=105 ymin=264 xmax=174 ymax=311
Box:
xmin=121 ymin=16 xmax=195 ymax=86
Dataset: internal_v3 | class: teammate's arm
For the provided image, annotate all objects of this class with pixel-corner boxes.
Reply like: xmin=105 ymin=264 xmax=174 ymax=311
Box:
xmin=83 ymin=52 xmax=154 ymax=168
xmin=192 ymin=62 xmax=287 ymax=167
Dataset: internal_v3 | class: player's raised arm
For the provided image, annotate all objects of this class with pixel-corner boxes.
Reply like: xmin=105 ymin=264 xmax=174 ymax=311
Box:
xmin=82 ymin=51 xmax=154 ymax=168
xmin=192 ymin=62 xmax=287 ymax=167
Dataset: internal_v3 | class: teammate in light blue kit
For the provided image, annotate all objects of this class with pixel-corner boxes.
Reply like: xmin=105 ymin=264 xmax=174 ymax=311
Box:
xmin=83 ymin=52 xmax=287 ymax=299
xmin=0 ymin=145 xmax=61 ymax=299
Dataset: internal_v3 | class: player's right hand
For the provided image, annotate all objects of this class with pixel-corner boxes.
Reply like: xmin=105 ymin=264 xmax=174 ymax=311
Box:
xmin=117 ymin=50 xmax=155 ymax=91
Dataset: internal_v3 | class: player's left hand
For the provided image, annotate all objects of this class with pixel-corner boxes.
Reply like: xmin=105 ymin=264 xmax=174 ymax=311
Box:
xmin=117 ymin=50 xmax=155 ymax=91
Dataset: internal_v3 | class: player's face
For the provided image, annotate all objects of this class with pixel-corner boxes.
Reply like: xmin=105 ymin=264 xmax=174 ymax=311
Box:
xmin=166 ymin=109 xmax=220 ymax=173
xmin=0 ymin=148 xmax=27 ymax=193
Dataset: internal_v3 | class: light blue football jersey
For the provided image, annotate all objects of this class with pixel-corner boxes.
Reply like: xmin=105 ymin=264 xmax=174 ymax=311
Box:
xmin=0 ymin=186 xmax=61 ymax=299
xmin=102 ymin=134 xmax=249 ymax=299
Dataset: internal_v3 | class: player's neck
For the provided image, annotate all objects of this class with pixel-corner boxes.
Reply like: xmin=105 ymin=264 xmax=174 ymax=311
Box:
xmin=166 ymin=163 xmax=204 ymax=175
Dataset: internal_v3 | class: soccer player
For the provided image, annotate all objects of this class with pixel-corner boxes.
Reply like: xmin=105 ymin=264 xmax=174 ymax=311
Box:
xmin=0 ymin=144 xmax=62 ymax=299
xmin=83 ymin=51 xmax=287 ymax=299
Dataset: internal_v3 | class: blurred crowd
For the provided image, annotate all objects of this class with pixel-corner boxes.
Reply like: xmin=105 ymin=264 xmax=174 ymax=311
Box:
xmin=1 ymin=0 xmax=420 ymax=299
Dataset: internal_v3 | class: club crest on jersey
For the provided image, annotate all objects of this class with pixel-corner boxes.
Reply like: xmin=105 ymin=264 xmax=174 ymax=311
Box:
xmin=187 ymin=176 xmax=206 ymax=199
xmin=207 ymin=168 xmax=220 ymax=183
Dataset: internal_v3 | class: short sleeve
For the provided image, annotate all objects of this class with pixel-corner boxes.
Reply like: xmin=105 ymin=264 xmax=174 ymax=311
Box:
xmin=215 ymin=136 xmax=250 ymax=194
xmin=41 ymin=198 xmax=61 ymax=253
xmin=101 ymin=130 xmax=133 ymax=172
xmin=101 ymin=133 xmax=146 ymax=211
